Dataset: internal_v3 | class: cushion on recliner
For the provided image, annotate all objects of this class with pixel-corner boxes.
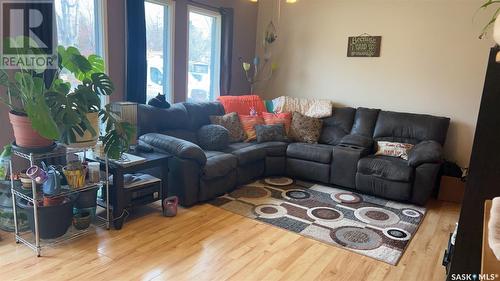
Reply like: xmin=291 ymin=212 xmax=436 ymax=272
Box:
xmin=183 ymin=102 xmax=225 ymax=130
xmin=225 ymin=142 xmax=254 ymax=151
xmin=202 ymin=151 xmax=237 ymax=180
xmin=253 ymin=141 xmax=288 ymax=156
xmin=357 ymin=155 xmax=413 ymax=182
xmin=162 ymin=129 xmax=198 ymax=144
xmin=373 ymin=111 xmax=450 ymax=145
xmin=287 ymin=143 xmax=333 ymax=164
xmin=137 ymin=103 xmax=189 ymax=136
xmin=319 ymin=107 xmax=356 ymax=145
xmin=350 ymin=108 xmax=380 ymax=137
xmin=197 ymin=125 xmax=229 ymax=150
xmin=224 ymin=145 xmax=266 ymax=165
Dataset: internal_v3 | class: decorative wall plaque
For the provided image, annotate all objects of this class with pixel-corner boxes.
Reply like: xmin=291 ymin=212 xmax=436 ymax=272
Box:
xmin=347 ymin=36 xmax=382 ymax=57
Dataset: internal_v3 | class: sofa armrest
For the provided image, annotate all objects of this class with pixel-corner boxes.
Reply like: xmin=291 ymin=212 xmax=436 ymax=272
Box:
xmin=139 ymin=133 xmax=207 ymax=165
xmin=407 ymin=140 xmax=443 ymax=167
xmin=340 ymin=134 xmax=374 ymax=149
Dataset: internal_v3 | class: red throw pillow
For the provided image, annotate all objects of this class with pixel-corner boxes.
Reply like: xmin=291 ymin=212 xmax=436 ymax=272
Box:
xmin=239 ymin=115 xmax=265 ymax=141
xmin=262 ymin=112 xmax=292 ymax=134
xmin=218 ymin=95 xmax=267 ymax=116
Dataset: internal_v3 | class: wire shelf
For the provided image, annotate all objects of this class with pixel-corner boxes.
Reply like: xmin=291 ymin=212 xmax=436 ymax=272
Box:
xmin=12 ymin=145 xmax=92 ymax=161
xmin=15 ymin=216 xmax=108 ymax=250
xmin=9 ymin=144 xmax=110 ymax=257
xmin=12 ymin=182 xmax=104 ymax=203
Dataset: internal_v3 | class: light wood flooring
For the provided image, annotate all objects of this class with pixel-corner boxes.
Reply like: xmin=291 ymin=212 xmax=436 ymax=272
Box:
xmin=0 ymin=199 xmax=460 ymax=281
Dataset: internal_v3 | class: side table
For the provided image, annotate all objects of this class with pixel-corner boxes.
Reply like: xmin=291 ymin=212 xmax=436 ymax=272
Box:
xmin=89 ymin=151 xmax=171 ymax=229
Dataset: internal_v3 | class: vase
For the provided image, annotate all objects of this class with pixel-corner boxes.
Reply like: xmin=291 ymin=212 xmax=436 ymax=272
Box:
xmin=9 ymin=112 xmax=54 ymax=149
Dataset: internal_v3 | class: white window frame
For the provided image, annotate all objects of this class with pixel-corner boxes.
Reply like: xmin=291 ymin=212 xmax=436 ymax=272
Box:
xmin=186 ymin=5 xmax=222 ymax=102
xmin=145 ymin=0 xmax=175 ymax=103
xmin=98 ymin=0 xmax=108 ymax=105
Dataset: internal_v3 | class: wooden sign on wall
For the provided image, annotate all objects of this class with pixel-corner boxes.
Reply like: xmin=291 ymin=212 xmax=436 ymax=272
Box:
xmin=347 ymin=36 xmax=382 ymax=57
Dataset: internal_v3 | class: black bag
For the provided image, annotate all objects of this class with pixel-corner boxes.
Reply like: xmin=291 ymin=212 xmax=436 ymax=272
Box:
xmin=441 ymin=161 xmax=463 ymax=178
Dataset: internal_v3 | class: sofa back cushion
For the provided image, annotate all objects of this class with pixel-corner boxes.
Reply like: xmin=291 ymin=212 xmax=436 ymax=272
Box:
xmin=319 ymin=107 xmax=356 ymax=145
xmin=137 ymin=103 xmax=190 ymax=136
xmin=350 ymin=107 xmax=380 ymax=137
xmin=373 ymin=111 xmax=450 ymax=145
xmin=162 ymin=129 xmax=198 ymax=144
xmin=183 ymin=102 xmax=225 ymax=130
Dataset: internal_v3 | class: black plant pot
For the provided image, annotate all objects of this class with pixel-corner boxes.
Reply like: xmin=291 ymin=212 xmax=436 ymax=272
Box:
xmin=75 ymin=188 xmax=98 ymax=209
xmin=22 ymin=197 xmax=75 ymax=239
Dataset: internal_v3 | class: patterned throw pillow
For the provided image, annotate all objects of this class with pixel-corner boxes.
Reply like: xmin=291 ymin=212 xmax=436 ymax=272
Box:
xmin=255 ymin=124 xmax=286 ymax=143
xmin=210 ymin=112 xmax=246 ymax=142
xmin=262 ymin=112 xmax=292 ymax=135
xmin=375 ymin=141 xmax=414 ymax=160
xmin=289 ymin=112 xmax=323 ymax=144
xmin=197 ymin=125 xmax=229 ymax=150
xmin=239 ymin=115 xmax=265 ymax=142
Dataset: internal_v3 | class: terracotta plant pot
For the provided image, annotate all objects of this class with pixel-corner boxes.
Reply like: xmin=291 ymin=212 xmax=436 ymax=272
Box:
xmin=9 ymin=112 xmax=53 ymax=148
xmin=43 ymin=196 xmax=64 ymax=206
xmin=69 ymin=112 xmax=100 ymax=148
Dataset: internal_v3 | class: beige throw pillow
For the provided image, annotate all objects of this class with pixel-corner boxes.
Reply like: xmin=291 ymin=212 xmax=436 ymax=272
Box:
xmin=375 ymin=141 xmax=414 ymax=160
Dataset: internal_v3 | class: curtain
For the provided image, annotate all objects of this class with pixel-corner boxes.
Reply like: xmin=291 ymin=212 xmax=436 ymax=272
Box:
xmin=219 ymin=7 xmax=234 ymax=96
xmin=125 ymin=0 xmax=147 ymax=103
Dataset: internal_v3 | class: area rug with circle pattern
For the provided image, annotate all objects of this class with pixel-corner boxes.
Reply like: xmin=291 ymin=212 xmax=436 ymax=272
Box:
xmin=209 ymin=178 xmax=427 ymax=265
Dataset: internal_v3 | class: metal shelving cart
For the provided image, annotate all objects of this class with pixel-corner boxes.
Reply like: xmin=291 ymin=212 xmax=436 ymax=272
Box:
xmin=9 ymin=146 xmax=110 ymax=257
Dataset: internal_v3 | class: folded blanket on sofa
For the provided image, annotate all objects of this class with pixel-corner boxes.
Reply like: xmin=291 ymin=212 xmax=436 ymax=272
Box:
xmin=217 ymin=95 xmax=267 ymax=116
xmin=272 ymin=96 xmax=333 ymax=118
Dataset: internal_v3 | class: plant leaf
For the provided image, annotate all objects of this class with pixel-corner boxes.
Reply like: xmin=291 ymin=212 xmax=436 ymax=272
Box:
xmin=91 ymin=73 xmax=114 ymax=96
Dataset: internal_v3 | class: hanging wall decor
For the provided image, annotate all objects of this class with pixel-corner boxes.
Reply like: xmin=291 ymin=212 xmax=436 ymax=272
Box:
xmin=347 ymin=35 xmax=382 ymax=57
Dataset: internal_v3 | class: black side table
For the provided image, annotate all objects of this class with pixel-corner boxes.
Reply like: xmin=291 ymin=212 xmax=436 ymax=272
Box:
xmin=90 ymin=152 xmax=171 ymax=229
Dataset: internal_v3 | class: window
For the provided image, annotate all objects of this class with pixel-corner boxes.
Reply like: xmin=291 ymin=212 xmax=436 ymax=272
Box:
xmin=55 ymin=0 xmax=105 ymax=96
xmin=187 ymin=6 xmax=221 ymax=102
xmin=145 ymin=0 xmax=173 ymax=103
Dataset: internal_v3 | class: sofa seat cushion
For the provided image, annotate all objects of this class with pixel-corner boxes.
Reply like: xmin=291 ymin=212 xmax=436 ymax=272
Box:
xmin=254 ymin=141 xmax=288 ymax=156
xmin=202 ymin=151 xmax=237 ymax=180
xmin=287 ymin=143 xmax=333 ymax=164
xmin=357 ymin=155 xmax=413 ymax=182
xmin=223 ymin=144 xmax=266 ymax=165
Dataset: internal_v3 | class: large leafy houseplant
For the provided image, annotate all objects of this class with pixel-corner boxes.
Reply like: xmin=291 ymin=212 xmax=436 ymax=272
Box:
xmin=45 ymin=46 xmax=113 ymax=145
xmin=45 ymin=46 xmax=135 ymax=159
xmin=0 ymin=38 xmax=60 ymax=148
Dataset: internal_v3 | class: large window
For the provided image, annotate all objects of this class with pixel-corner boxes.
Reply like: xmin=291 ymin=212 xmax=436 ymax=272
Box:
xmin=187 ymin=6 xmax=221 ymax=102
xmin=55 ymin=0 xmax=105 ymax=97
xmin=145 ymin=0 xmax=173 ymax=103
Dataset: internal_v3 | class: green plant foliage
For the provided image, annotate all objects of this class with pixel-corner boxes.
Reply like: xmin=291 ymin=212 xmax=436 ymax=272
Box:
xmin=100 ymin=104 xmax=136 ymax=159
xmin=479 ymin=1 xmax=500 ymax=39
xmin=47 ymin=46 xmax=114 ymax=143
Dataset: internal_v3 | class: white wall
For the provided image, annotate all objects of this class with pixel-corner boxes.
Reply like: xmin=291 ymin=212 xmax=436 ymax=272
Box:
xmin=256 ymin=0 xmax=494 ymax=168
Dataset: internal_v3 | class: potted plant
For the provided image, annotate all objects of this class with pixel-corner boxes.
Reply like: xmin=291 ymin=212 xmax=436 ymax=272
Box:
xmin=0 ymin=39 xmax=59 ymax=149
xmin=46 ymin=46 xmax=135 ymax=158
xmin=45 ymin=46 xmax=114 ymax=147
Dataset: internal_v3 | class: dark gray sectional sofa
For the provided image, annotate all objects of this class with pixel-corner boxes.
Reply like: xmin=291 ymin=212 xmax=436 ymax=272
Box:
xmin=137 ymin=102 xmax=450 ymax=207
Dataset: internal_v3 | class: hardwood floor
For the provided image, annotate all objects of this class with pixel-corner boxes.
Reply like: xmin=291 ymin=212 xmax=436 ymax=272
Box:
xmin=0 ymin=199 xmax=460 ymax=281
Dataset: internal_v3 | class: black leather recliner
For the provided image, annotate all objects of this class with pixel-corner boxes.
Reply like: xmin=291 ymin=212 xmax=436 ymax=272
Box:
xmin=137 ymin=102 xmax=450 ymax=207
